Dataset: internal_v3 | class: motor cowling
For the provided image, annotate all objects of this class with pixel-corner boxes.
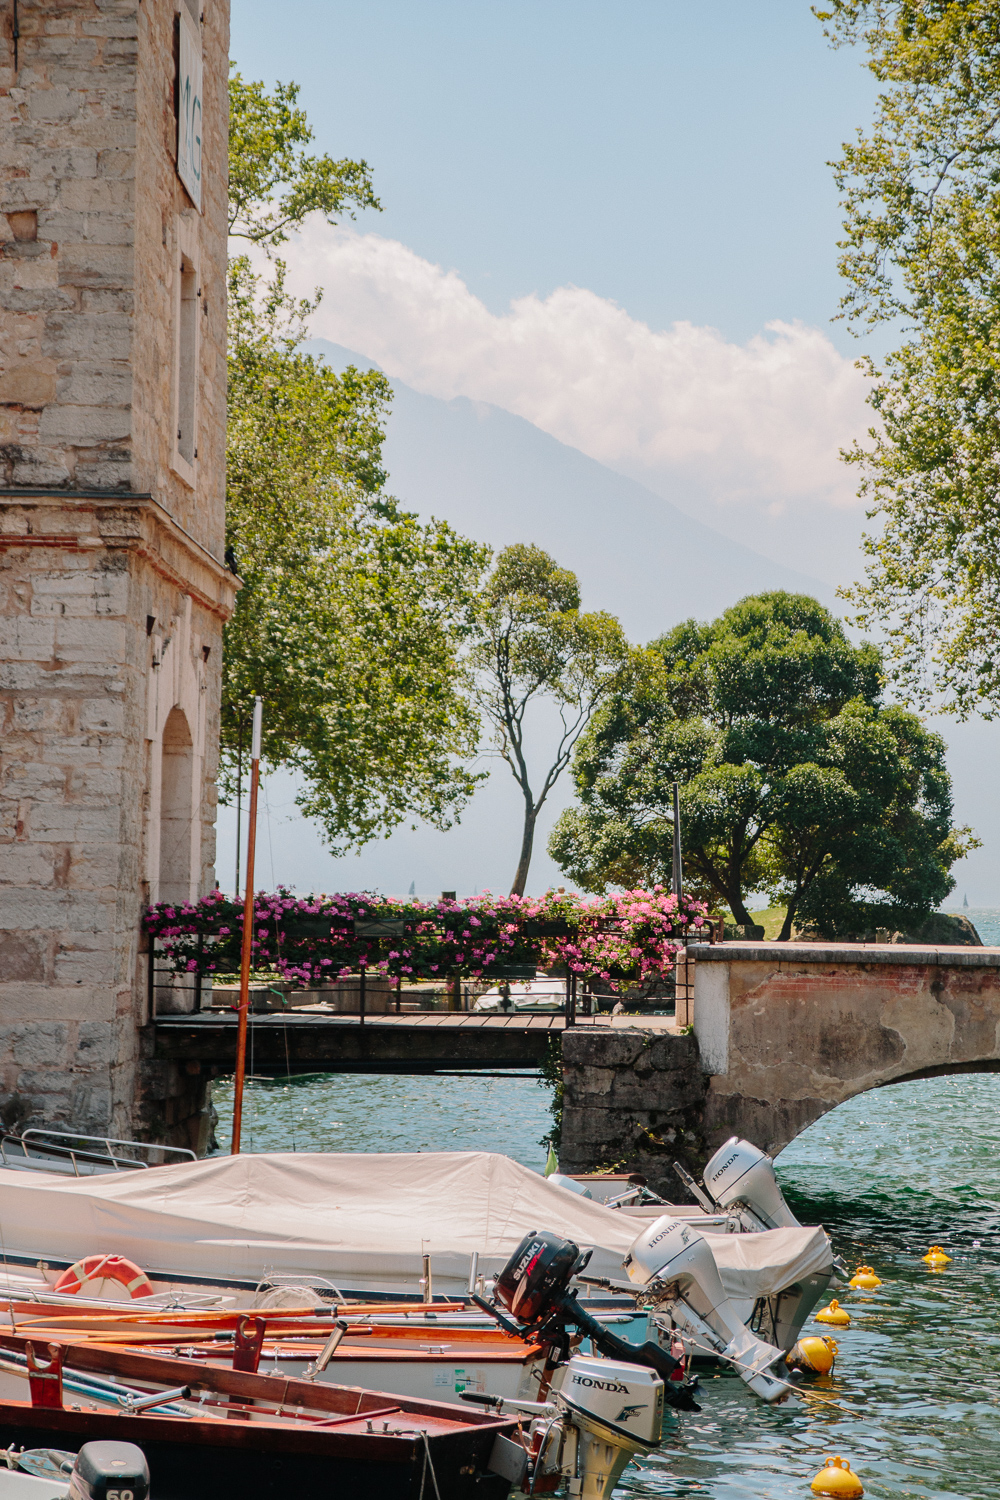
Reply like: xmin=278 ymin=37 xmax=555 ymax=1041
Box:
xmin=702 ymin=1137 xmax=800 ymax=1230
xmin=68 ymin=1442 xmax=149 ymax=1500
xmin=559 ymin=1353 xmax=664 ymax=1447
xmin=494 ymin=1229 xmax=583 ymax=1324
xmin=624 ymin=1215 xmax=788 ymax=1402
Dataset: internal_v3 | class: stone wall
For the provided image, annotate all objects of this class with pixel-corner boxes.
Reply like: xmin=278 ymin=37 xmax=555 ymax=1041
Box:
xmin=693 ymin=942 xmax=1000 ymax=1157
xmin=0 ymin=2 xmax=234 ymax=1140
xmin=559 ymin=1026 xmax=710 ymax=1193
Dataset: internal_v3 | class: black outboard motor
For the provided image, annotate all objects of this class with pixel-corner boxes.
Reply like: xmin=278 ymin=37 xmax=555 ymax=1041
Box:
xmin=480 ymin=1229 xmax=700 ymax=1411
xmin=68 ymin=1441 xmax=150 ymax=1500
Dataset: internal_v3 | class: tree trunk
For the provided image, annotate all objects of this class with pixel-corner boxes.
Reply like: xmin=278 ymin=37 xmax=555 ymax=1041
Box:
xmin=776 ymin=892 xmax=801 ymax=942
xmin=727 ymin=891 xmax=757 ymax=929
xmin=511 ymin=803 xmax=537 ymax=896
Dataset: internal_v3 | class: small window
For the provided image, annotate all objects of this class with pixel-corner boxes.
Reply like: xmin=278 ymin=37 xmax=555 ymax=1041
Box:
xmin=176 ymin=255 xmax=198 ymax=466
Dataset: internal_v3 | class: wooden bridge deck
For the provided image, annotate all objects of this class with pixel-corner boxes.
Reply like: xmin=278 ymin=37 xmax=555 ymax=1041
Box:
xmin=151 ymin=1010 xmax=677 ymax=1073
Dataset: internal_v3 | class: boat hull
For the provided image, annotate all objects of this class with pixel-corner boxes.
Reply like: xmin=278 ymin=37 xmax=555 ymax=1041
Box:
xmin=0 ymin=1407 xmax=511 ymax=1500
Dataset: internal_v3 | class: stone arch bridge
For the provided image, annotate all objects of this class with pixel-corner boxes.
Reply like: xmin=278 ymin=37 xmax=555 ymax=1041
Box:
xmin=558 ymin=943 xmax=1000 ymax=1187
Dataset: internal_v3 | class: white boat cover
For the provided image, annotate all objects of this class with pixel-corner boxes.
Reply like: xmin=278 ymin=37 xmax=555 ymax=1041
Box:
xmin=0 ymin=1151 xmax=832 ymax=1299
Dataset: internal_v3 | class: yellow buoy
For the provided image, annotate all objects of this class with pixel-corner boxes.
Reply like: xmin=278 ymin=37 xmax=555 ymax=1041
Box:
xmin=814 ymin=1298 xmax=851 ymax=1327
xmin=810 ymin=1456 xmax=864 ymax=1498
xmin=786 ymin=1335 xmax=838 ymax=1374
xmin=922 ymin=1245 xmax=951 ymax=1266
xmin=847 ymin=1265 xmax=882 ymax=1289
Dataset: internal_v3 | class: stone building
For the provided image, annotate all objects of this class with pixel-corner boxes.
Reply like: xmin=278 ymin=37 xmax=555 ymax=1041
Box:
xmin=0 ymin=0 xmax=235 ymax=1146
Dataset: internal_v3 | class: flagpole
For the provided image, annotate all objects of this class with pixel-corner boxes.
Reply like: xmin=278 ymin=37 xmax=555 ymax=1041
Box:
xmin=672 ymin=780 xmax=684 ymax=899
xmin=231 ymin=696 xmax=262 ymax=1154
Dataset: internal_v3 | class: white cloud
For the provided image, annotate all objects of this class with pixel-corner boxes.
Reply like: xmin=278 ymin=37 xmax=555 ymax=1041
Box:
xmin=285 ymin=223 xmax=869 ymax=515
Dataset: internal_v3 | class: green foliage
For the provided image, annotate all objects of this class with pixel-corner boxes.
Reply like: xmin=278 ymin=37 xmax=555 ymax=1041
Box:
xmin=816 ymin=3 xmax=1000 ymax=712
xmin=229 ymin=71 xmax=380 ymax=251
xmin=549 ymin=591 xmax=975 ymax=938
xmin=472 ymin=544 xmax=635 ymax=894
xmin=225 ymin=79 xmax=488 ymax=849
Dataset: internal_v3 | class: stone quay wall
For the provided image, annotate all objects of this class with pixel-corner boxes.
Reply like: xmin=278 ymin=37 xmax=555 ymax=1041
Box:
xmin=0 ymin=1 xmax=234 ymax=1147
xmin=558 ymin=943 xmax=1000 ymax=1190
xmin=559 ymin=1026 xmax=709 ymax=1194
xmin=693 ymin=942 xmax=1000 ymax=1157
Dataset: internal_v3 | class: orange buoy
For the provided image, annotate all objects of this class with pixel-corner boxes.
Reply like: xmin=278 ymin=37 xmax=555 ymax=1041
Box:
xmin=921 ymin=1245 xmax=951 ymax=1267
xmin=847 ymin=1265 xmax=882 ymax=1289
xmin=810 ymin=1456 xmax=863 ymax=1497
xmin=54 ymin=1253 xmax=154 ymax=1300
xmin=786 ymin=1336 xmax=838 ymax=1375
xmin=814 ymin=1299 xmax=851 ymax=1327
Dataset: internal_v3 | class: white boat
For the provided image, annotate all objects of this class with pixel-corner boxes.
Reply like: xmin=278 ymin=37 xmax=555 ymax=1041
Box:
xmin=472 ymin=981 xmax=567 ymax=1012
xmin=0 ymin=1149 xmax=833 ymax=1354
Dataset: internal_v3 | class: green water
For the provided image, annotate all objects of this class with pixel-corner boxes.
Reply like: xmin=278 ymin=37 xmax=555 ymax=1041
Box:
xmin=213 ymin=907 xmax=1000 ymax=1498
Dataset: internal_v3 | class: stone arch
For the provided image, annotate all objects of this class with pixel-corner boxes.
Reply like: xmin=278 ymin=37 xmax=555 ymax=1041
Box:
xmin=770 ymin=1058 xmax=1000 ymax=1157
xmin=159 ymin=706 xmax=194 ymax=903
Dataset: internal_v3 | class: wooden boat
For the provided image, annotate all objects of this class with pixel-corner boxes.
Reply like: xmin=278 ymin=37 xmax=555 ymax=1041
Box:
xmin=0 ymin=1305 xmax=552 ymax=1407
xmin=0 ymin=1333 xmax=519 ymax=1499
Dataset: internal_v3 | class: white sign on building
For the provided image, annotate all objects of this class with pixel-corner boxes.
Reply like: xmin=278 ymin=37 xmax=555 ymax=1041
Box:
xmin=177 ymin=8 xmax=203 ymax=210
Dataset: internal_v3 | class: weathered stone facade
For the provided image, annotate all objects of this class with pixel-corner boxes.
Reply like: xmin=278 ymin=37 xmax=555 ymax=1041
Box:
xmin=559 ymin=943 xmax=1000 ymax=1188
xmin=693 ymin=942 xmax=1000 ymax=1156
xmin=559 ymin=1026 xmax=710 ymax=1194
xmin=0 ymin=1 xmax=234 ymax=1144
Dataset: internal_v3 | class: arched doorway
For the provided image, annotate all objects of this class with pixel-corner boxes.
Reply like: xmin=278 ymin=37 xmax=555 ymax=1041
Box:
xmin=159 ymin=706 xmax=194 ymax=903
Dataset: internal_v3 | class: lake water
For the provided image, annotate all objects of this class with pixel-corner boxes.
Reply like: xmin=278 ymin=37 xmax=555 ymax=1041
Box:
xmin=212 ymin=907 xmax=1000 ymax=1499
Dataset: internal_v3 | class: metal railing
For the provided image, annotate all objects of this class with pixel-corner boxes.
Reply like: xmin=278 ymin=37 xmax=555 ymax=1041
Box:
xmin=146 ymin=918 xmax=724 ymax=1028
xmin=0 ymin=1129 xmax=196 ymax=1177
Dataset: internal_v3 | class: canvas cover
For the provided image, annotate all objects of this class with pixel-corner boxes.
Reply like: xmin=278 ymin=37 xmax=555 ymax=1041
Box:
xmin=0 ymin=1151 xmax=831 ymax=1299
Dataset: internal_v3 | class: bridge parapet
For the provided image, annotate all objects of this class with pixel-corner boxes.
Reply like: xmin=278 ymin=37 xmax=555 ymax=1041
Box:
xmin=690 ymin=942 xmax=1000 ymax=1156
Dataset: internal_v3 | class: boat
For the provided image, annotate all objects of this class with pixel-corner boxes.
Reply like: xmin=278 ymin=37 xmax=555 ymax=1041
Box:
xmin=0 ymin=1332 xmax=519 ymax=1500
xmin=0 ymin=1306 xmax=553 ymax=1408
xmin=0 ymin=1148 xmax=833 ymax=1357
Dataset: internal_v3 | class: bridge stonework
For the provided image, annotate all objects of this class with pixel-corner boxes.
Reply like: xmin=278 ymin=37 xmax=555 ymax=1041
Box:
xmin=0 ymin=1 xmax=235 ymax=1146
xmin=558 ymin=944 xmax=1000 ymax=1190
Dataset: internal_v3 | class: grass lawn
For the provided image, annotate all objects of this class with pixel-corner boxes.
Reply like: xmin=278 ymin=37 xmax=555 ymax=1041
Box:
xmin=748 ymin=906 xmax=788 ymax=940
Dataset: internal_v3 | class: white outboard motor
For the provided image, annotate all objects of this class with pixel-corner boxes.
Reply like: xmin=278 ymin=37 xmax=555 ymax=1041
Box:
xmin=702 ymin=1137 xmax=801 ymax=1231
xmin=485 ymin=1352 xmax=664 ymax=1499
xmin=624 ymin=1216 xmax=789 ymax=1402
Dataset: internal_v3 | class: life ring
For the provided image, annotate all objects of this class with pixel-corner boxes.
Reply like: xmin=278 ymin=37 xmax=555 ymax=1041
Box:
xmin=54 ymin=1253 xmax=154 ymax=1300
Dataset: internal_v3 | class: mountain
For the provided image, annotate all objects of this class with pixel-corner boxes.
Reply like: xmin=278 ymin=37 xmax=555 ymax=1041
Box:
xmin=308 ymin=340 xmax=833 ymax=640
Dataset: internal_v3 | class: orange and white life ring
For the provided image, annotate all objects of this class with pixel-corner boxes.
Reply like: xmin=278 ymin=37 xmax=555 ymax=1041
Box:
xmin=54 ymin=1253 xmax=154 ymax=1300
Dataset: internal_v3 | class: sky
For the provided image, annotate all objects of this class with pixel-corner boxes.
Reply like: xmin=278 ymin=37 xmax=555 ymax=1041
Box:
xmin=222 ymin=0 xmax=1000 ymax=907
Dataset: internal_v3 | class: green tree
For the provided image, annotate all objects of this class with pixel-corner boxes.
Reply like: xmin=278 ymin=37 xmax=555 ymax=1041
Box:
xmin=549 ymin=591 xmax=972 ymax=937
xmin=472 ymin=545 xmax=634 ymax=895
xmin=818 ymin=3 xmax=1000 ymax=713
xmin=224 ymin=79 xmax=489 ymax=849
xmin=228 ymin=71 xmax=379 ymax=251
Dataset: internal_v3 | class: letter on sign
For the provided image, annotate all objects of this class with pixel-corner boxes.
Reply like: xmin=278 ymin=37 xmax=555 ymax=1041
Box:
xmin=177 ymin=8 xmax=203 ymax=209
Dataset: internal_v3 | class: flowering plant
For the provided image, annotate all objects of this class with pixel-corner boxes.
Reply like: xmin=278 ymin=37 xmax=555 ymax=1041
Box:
xmin=143 ymin=887 xmax=711 ymax=991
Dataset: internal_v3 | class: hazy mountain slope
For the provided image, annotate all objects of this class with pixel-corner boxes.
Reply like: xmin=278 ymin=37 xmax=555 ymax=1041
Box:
xmin=308 ymin=339 xmax=833 ymax=640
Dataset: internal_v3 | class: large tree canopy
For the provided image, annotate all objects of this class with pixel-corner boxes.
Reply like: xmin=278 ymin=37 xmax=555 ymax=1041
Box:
xmin=224 ymin=79 xmax=488 ymax=850
xmin=549 ymin=592 xmax=973 ymax=938
xmin=819 ymin=2 xmax=1000 ymax=713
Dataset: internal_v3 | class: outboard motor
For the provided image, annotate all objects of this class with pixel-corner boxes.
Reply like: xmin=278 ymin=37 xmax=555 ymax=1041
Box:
xmin=702 ymin=1138 xmax=801 ymax=1231
xmin=624 ymin=1216 xmax=789 ymax=1402
xmin=68 ymin=1442 xmax=149 ymax=1500
xmin=472 ymin=1230 xmax=699 ymax=1496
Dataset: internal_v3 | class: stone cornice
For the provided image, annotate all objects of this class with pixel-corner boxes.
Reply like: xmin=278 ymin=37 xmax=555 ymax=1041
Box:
xmin=689 ymin=940 xmax=1000 ymax=969
xmin=0 ymin=491 xmax=240 ymax=622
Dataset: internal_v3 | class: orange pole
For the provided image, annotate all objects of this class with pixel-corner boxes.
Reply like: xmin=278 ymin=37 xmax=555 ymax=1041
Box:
xmin=231 ymin=697 xmax=262 ymax=1154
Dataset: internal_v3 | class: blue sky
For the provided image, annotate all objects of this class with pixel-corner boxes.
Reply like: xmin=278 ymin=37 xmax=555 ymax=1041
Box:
xmin=222 ymin=2 xmax=999 ymax=907
xmin=231 ymin=0 xmax=876 ymax=349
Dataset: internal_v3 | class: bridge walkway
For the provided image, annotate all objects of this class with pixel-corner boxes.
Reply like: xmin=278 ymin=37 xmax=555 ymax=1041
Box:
xmin=151 ymin=1010 xmax=678 ymax=1074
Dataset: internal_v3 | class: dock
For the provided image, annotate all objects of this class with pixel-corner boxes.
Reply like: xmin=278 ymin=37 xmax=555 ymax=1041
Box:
xmin=151 ymin=1010 xmax=677 ymax=1074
